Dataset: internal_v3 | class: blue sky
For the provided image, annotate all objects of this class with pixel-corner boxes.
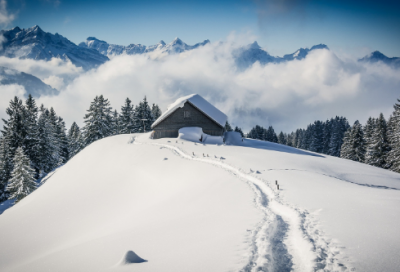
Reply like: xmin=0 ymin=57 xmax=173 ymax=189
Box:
xmin=6 ymin=0 xmax=400 ymax=57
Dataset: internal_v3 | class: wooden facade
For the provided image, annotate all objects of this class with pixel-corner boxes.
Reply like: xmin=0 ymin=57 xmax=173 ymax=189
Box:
xmin=152 ymin=102 xmax=224 ymax=139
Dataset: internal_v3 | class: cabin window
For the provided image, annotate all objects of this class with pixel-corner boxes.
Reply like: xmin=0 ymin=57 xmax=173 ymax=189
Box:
xmin=184 ymin=111 xmax=191 ymax=118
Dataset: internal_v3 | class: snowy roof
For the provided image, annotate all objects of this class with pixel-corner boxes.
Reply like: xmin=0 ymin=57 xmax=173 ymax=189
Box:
xmin=152 ymin=94 xmax=227 ymax=128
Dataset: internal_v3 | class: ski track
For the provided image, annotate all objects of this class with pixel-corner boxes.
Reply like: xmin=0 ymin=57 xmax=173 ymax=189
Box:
xmin=131 ymin=137 xmax=353 ymax=272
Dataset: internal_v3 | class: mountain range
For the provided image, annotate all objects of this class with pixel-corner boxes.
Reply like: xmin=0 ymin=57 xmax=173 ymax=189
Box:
xmin=0 ymin=66 xmax=58 ymax=97
xmin=0 ymin=25 xmax=398 ymax=71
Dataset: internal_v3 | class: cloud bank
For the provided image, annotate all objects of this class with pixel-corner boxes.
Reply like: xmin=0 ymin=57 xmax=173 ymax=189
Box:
xmin=1 ymin=36 xmax=399 ymax=133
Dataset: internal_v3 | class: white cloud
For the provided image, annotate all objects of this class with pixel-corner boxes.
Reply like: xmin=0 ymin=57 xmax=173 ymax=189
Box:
xmin=1 ymin=35 xmax=400 ymax=133
xmin=0 ymin=0 xmax=14 ymax=27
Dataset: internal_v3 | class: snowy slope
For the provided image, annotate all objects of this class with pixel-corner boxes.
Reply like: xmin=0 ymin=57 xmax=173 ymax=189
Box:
xmin=0 ymin=26 xmax=109 ymax=70
xmin=0 ymin=133 xmax=399 ymax=272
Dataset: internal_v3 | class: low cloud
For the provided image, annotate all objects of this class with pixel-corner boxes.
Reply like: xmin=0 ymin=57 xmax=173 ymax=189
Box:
xmin=0 ymin=0 xmax=14 ymax=27
xmin=1 ymin=35 xmax=399 ymax=133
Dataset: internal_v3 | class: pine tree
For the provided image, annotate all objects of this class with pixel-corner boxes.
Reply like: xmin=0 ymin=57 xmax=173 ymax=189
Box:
xmin=151 ymin=103 xmax=162 ymax=120
xmin=6 ymin=147 xmax=37 ymax=204
xmin=112 ymin=110 xmax=122 ymax=135
xmin=340 ymin=121 xmax=365 ymax=162
xmin=322 ymin=119 xmax=332 ymax=154
xmin=119 ymin=98 xmax=135 ymax=134
xmin=265 ymin=126 xmax=278 ymax=142
xmin=309 ymin=120 xmax=324 ymax=153
xmin=133 ymin=96 xmax=154 ymax=133
xmin=365 ymin=113 xmax=391 ymax=168
xmin=388 ymin=99 xmax=400 ymax=172
xmin=56 ymin=116 xmax=69 ymax=163
xmin=328 ymin=117 xmax=349 ymax=157
xmin=24 ymin=94 xmax=39 ymax=173
xmin=1 ymin=96 xmax=27 ymax=159
xmin=0 ymin=137 xmax=12 ymax=202
xmin=36 ymin=108 xmax=58 ymax=175
xmin=234 ymin=126 xmax=244 ymax=137
xmin=278 ymin=131 xmax=286 ymax=145
xmin=68 ymin=122 xmax=84 ymax=158
xmin=83 ymin=95 xmax=114 ymax=145
xmin=225 ymin=121 xmax=233 ymax=132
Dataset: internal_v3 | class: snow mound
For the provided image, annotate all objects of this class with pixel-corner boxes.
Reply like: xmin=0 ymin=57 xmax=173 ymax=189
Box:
xmin=224 ymin=131 xmax=243 ymax=145
xmin=178 ymin=127 xmax=203 ymax=142
xmin=119 ymin=250 xmax=147 ymax=265
xmin=178 ymin=127 xmax=223 ymax=144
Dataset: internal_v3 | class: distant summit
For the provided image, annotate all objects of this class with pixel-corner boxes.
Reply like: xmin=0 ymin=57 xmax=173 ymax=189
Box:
xmin=359 ymin=51 xmax=400 ymax=68
xmin=0 ymin=25 xmax=109 ymax=70
xmin=234 ymin=43 xmax=329 ymax=69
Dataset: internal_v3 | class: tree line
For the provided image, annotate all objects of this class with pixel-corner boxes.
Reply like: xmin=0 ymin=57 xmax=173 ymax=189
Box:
xmin=0 ymin=95 xmax=161 ymax=204
xmin=244 ymin=97 xmax=400 ymax=173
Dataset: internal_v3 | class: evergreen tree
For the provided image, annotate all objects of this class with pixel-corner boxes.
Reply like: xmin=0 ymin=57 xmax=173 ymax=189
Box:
xmin=225 ymin=121 xmax=233 ymax=132
xmin=6 ymin=147 xmax=37 ymax=204
xmin=0 ymin=137 xmax=12 ymax=202
xmin=234 ymin=126 xmax=244 ymax=137
xmin=67 ymin=122 xmax=84 ymax=158
xmin=151 ymin=103 xmax=162 ymax=120
xmin=340 ymin=121 xmax=365 ymax=162
xmin=265 ymin=126 xmax=278 ymax=142
xmin=309 ymin=120 xmax=324 ymax=153
xmin=322 ymin=119 xmax=332 ymax=154
xmin=388 ymin=99 xmax=400 ymax=172
xmin=365 ymin=113 xmax=391 ymax=168
xmin=328 ymin=117 xmax=349 ymax=157
xmin=36 ymin=108 xmax=58 ymax=175
xmin=112 ymin=110 xmax=122 ymax=135
xmin=83 ymin=95 xmax=114 ymax=145
xmin=56 ymin=116 xmax=69 ymax=163
xmin=278 ymin=131 xmax=286 ymax=145
xmin=1 ymin=96 xmax=27 ymax=159
xmin=133 ymin=96 xmax=154 ymax=133
xmin=119 ymin=98 xmax=135 ymax=134
xmin=24 ymin=94 xmax=39 ymax=172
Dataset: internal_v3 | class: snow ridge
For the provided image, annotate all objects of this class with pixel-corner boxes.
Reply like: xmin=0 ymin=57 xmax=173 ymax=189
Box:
xmin=133 ymin=136 xmax=352 ymax=272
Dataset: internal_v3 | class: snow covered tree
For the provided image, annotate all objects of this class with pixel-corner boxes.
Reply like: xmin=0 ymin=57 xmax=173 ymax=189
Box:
xmin=278 ymin=131 xmax=286 ymax=145
xmin=68 ymin=122 xmax=84 ymax=159
xmin=365 ymin=113 xmax=391 ymax=168
xmin=234 ymin=126 xmax=244 ymax=137
xmin=151 ymin=103 xmax=162 ymax=121
xmin=388 ymin=99 xmax=400 ymax=172
xmin=328 ymin=117 xmax=349 ymax=157
xmin=265 ymin=126 xmax=278 ymax=142
xmin=322 ymin=119 xmax=332 ymax=154
xmin=119 ymin=98 xmax=135 ymax=134
xmin=1 ymin=97 xmax=28 ymax=159
xmin=309 ymin=120 xmax=324 ymax=153
xmin=225 ymin=121 xmax=233 ymax=132
xmin=56 ymin=116 xmax=69 ymax=163
xmin=83 ymin=95 xmax=114 ymax=145
xmin=24 ymin=94 xmax=39 ymax=172
xmin=6 ymin=147 xmax=37 ymax=204
xmin=340 ymin=121 xmax=365 ymax=162
xmin=36 ymin=108 xmax=58 ymax=175
xmin=133 ymin=96 xmax=154 ymax=133
xmin=112 ymin=110 xmax=122 ymax=135
xmin=0 ymin=137 xmax=12 ymax=202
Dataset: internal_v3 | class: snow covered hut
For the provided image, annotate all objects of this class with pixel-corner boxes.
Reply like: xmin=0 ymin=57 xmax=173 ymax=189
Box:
xmin=151 ymin=94 xmax=227 ymax=139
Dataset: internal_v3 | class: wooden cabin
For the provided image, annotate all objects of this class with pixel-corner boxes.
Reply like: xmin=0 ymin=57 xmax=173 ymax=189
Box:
xmin=151 ymin=94 xmax=227 ymax=139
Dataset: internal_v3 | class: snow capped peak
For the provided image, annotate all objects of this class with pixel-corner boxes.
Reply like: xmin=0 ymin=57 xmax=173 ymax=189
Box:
xmin=310 ymin=44 xmax=329 ymax=50
xmin=158 ymin=40 xmax=166 ymax=46
xmin=29 ymin=25 xmax=43 ymax=33
xmin=249 ymin=41 xmax=261 ymax=50
xmin=170 ymin=37 xmax=184 ymax=45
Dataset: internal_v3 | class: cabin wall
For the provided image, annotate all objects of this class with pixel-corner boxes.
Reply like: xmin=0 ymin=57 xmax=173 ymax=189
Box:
xmin=152 ymin=102 xmax=224 ymax=139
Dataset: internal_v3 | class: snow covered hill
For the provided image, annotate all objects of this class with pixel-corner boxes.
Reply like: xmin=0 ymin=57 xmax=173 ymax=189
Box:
xmin=79 ymin=37 xmax=210 ymax=57
xmin=0 ymin=26 xmax=109 ymax=70
xmin=0 ymin=133 xmax=399 ymax=271
xmin=0 ymin=66 xmax=58 ymax=97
